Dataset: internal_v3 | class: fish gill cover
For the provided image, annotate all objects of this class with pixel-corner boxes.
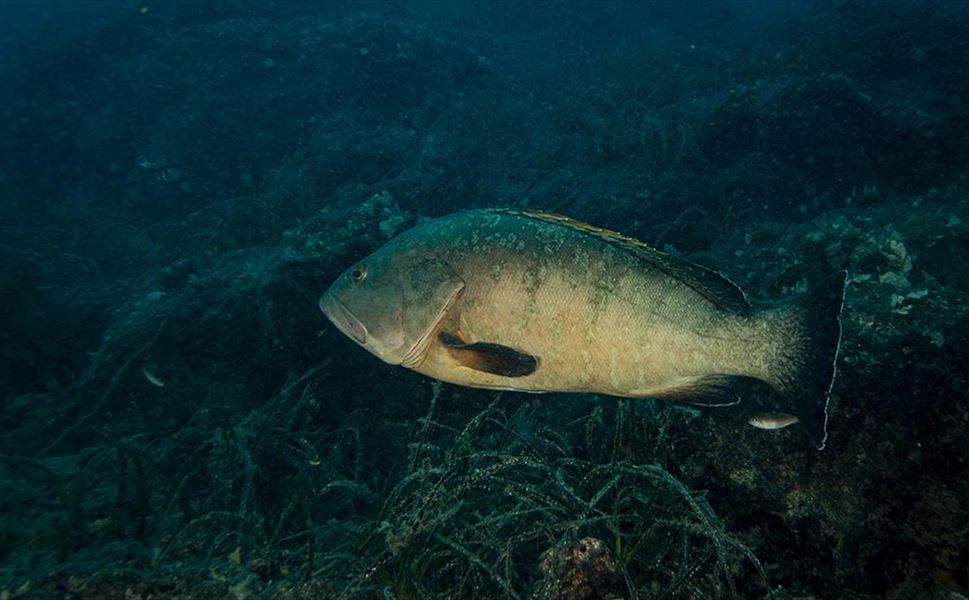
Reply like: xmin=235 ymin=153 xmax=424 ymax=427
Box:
xmin=0 ymin=0 xmax=967 ymax=598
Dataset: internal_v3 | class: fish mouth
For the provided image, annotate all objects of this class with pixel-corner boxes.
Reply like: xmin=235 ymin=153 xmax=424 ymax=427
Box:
xmin=319 ymin=293 xmax=368 ymax=345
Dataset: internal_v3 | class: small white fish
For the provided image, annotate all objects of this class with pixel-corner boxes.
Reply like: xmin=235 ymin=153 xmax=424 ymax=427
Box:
xmin=748 ymin=413 xmax=799 ymax=430
xmin=142 ymin=367 xmax=165 ymax=388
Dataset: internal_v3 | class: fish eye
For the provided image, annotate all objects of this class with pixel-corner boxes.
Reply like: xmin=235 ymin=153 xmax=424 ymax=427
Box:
xmin=350 ymin=265 xmax=368 ymax=283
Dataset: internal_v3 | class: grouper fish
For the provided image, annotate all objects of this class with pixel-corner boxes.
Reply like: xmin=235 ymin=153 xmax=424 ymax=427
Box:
xmin=320 ymin=209 xmax=846 ymax=449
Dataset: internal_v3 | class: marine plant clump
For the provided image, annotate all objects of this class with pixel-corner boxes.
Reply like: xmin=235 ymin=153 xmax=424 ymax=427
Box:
xmin=335 ymin=385 xmax=766 ymax=599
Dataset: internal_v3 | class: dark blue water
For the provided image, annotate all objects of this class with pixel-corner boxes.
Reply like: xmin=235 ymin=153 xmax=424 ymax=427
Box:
xmin=1 ymin=1 xmax=967 ymax=597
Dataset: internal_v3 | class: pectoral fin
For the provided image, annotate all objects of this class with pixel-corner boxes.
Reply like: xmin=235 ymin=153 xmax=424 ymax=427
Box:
xmin=439 ymin=332 xmax=538 ymax=377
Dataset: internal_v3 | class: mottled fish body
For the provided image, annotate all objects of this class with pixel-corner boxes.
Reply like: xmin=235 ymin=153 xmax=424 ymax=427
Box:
xmin=320 ymin=209 xmax=845 ymax=449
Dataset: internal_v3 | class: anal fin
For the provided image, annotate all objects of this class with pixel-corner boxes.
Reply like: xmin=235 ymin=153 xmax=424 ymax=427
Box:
xmin=648 ymin=374 xmax=756 ymax=406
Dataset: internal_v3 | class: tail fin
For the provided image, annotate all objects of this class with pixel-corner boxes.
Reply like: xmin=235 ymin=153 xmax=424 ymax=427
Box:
xmin=776 ymin=271 xmax=847 ymax=450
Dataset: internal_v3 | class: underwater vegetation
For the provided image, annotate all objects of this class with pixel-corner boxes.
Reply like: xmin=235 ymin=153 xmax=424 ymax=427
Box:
xmin=335 ymin=391 xmax=765 ymax=598
xmin=1 ymin=362 xmax=766 ymax=598
xmin=1 ymin=0 xmax=968 ymax=597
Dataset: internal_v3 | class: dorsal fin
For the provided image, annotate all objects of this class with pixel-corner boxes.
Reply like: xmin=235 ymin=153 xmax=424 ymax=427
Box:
xmin=496 ymin=208 xmax=750 ymax=313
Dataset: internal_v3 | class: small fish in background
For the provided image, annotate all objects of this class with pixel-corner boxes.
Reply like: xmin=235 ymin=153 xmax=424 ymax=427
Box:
xmin=748 ymin=413 xmax=800 ymax=430
xmin=320 ymin=209 xmax=846 ymax=449
xmin=142 ymin=366 xmax=165 ymax=388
